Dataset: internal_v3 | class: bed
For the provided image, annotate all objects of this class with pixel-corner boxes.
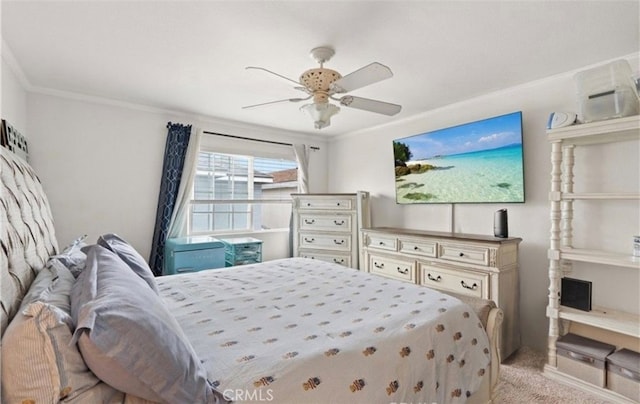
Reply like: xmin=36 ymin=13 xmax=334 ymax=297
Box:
xmin=0 ymin=144 xmax=503 ymax=403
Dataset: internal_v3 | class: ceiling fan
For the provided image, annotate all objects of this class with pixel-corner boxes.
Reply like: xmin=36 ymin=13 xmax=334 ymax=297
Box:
xmin=243 ymin=47 xmax=402 ymax=129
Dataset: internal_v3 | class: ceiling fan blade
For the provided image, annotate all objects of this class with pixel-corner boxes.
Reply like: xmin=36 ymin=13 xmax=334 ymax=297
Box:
xmin=242 ymin=96 xmax=311 ymax=109
xmin=246 ymin=66 xmax=301 ymax=86
xmin=330 ymin=62 xmax=393 ymax=93
xmin=339 ymin=95 xmax=402 ymax=116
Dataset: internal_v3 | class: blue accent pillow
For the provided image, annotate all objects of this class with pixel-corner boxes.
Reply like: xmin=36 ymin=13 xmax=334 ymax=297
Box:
xmin=70 ymin=245 xmax=219 ymax=403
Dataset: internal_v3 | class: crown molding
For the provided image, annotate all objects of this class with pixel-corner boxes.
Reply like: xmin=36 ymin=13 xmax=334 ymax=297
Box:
xmin=1 ymin=39 xmax=320 ymax=144
xmin=31 ymin=84 xmax=322 ymax=145
xmin=331 ymin=52 xmax=640 ymax=143
xmin=1 ymin=39 xmax=33 ymax=91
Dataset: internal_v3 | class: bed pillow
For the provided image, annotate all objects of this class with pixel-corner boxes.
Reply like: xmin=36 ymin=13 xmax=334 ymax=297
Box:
xmin=0 ymin=263 xmax=109 ymax=403
xmin=19 ymin=258 xmax=75 ymax=312
xmin=71 ymin=244 xmax=217 ymax=403
xmin=50 ymin=234 xmax=89 ymax=277
xmin=97 ymin=233 xmax=159 ymax=294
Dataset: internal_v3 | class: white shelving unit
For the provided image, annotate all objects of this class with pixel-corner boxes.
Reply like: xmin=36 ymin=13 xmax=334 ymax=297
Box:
xmin=544 ymin=115 xmax=640 ymax=403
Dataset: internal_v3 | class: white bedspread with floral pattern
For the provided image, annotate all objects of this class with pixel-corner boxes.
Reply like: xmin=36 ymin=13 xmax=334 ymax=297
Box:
xmin=157 ymin=258 xmax=490 ymax=404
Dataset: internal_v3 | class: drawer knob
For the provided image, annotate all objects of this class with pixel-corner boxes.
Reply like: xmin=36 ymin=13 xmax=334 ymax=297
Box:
xmin=304 ymin=219 xmax=315 ymax=224
xmin=414 ymin=246 xmax=419 ymax=250
xmin=459 ymin=252 xmax=465 ymax=257
xmin=374 ymin=262 xmax=384 ymax=269
xmin=427 ymin=273 xmax=442 ymax=282
xmin=334 ymin=220 xmax=345 ymax=225
xmin=307 ymin=203 xmax=311 ymax=206
xmin=336 ymin=202 xmax=340 ymax=206
xmin=334 ymin=239 xmax=345 ymax=245
xmin=304 ymin=237 xmax=315 ymax=243
xmin=334 ymin=258 xmax=345 ymax=264
xmin=397 ymin=267 xmax=409 ymax=275
xmin=460 ymin=280 xmax=478 ymax=290
xmin=379 ymin=241 xmax=385 ymax=245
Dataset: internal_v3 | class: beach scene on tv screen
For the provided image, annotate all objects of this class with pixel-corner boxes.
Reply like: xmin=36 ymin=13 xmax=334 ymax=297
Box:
xmin=394 ymin=112 xmax=524 ymax=204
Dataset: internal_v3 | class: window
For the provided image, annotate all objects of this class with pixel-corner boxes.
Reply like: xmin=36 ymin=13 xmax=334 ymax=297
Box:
xmin=190 ymin=151 xmax=297 ymax=234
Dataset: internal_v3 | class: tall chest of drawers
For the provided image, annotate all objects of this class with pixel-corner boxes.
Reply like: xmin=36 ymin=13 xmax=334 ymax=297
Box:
xmin=292 ymin=192 xmax=371 ymax=269
xmin=361 ymin=226 xmax=522 ymax=360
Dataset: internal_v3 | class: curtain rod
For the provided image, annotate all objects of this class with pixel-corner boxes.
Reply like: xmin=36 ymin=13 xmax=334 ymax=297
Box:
xmin=203 ymin=131 xmax=320 ymax=150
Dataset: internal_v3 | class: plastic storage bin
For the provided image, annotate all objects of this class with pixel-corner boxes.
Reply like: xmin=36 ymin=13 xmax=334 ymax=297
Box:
xmin=574 ymin=59 xmax=639 ymax=123
xmin=220 ymin=237 xmax=263 ymax=266
xmin=606 ymin=348 xmax=640 ymax=402
xmin=556 ymin=333 xmax=616 ymax=387
xmin=164 ymin=236 xmax=225 ymax=275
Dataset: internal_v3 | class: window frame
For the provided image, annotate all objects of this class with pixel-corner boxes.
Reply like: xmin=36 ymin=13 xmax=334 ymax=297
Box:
xmin=188 ymin=140 xmax=298 ymax=236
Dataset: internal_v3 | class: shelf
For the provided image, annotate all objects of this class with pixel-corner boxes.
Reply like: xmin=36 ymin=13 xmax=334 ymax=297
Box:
xmin=561 ymin=192 xmax=640 ymax=200
xmin=543 ymin=365 xmax=638 ymax=404
xmin=558 ymin=247 xmax=640 ymax=269
xmin=547 ymin=115 xmax=640 ymax=145
xmin=557 ymin=306 xmax=640 ymax=338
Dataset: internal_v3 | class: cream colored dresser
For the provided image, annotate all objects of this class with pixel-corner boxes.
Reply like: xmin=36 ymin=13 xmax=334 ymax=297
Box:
xmin=361 ymin=226 xmax=522 ymax=360
xmin=292 ymin=192 xmax=371 ymax=269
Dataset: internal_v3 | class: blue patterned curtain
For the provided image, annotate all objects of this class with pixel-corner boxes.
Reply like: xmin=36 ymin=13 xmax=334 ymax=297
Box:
xmin=149 ymin=122 xmax=192 ymax=275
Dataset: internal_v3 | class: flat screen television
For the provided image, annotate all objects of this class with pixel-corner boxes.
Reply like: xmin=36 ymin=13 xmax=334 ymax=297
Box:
xmin=393 ymin=111 xmax=525 ymax=204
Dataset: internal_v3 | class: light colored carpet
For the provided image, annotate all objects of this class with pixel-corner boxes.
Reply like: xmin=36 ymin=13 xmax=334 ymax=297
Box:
xmin=495 ymin=346 xmax=609 ymax=404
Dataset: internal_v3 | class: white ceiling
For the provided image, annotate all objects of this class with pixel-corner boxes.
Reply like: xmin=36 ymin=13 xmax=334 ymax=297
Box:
xmin=2 ymin=1 xmax=639 ymax=136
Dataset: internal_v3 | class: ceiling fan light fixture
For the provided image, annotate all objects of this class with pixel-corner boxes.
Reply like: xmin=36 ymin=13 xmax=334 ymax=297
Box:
xmin=245 ymin=47 xmax=400 ymax=129
xmin=300 ymin=102 xmax=340 ymax=129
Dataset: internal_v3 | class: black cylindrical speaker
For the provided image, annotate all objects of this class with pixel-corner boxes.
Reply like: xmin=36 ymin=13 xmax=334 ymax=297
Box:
xmin=494 ymin=209 xmax=508 ymax=238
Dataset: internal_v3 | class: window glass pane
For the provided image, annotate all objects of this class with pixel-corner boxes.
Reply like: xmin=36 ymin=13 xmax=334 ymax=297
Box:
xmin=190 ymin=150 xmax=298 ymax=234
xmin=191 ymin=213 xmax=211 ymax=233
xmin=213 ymin=212 xmax=230 ymax=231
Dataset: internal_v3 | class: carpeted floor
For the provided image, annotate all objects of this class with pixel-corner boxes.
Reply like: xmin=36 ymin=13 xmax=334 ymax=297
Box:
xmin=495 ymin=346 xmax=609 ymax=404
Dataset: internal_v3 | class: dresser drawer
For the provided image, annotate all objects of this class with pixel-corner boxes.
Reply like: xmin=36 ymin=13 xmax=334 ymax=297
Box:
xmin=367 ymin=253 xmax=416 ymax=283
xmin=299 ymin=233 xmax=351 ymax=252
xmin=171 ymin=248 xmax=225 ymax=274
xmin=364 ymin=233 xmax=397 ymax=252
xmin=227 ymin=249 xmax=261 ymax=262
xmin=398 ymin=237 xmax=437 ymax=258
xmin=438 ymin=243 xmax=490 ymax=266
xmin=230 ymin=242 xmax=261 ymax=254
xmin=420 ymin=263 xmax=488 ymax=299
xmin=299 ymin=251 xmax=351 ymax=267
xmin=297 ymin=197 xmax=354 ymax=211
xmin=299 ymin=213 xmax=352 ymax=233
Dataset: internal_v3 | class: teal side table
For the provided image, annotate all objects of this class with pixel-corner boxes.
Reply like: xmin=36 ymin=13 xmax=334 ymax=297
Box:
xmin=164 ymin=236 xmax=225 ymax=275
xmin=220 ymin=237 xmax=263 ymax=266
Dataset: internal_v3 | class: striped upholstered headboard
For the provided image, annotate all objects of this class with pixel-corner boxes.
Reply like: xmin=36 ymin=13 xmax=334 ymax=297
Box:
xmin=0 ymin=146 xmax=58 ymax=336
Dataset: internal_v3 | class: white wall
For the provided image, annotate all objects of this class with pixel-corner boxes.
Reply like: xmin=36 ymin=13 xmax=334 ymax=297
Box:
xmin=23 ymin=93 xmax=328 ymax=261
xmin=1 ymin=57 xmax=27 ymax=134
xmin=327 ymin=54 xmax=640 ymax=353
